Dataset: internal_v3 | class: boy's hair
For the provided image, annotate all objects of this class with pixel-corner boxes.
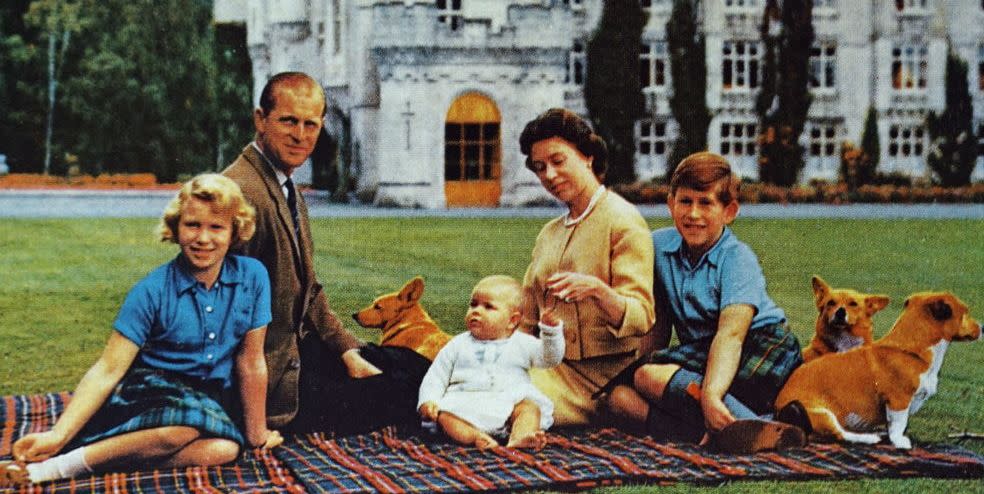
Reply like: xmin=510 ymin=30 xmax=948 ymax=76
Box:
xmin=519 ymin=108 xmax=608 ymax=179
xmin=159 ymin=173 xmax=257 ymax=247
xmin=670 ymin=151 xmax=741 ymax=205
xmin=475 ymin=274 xmax=523 ymax=311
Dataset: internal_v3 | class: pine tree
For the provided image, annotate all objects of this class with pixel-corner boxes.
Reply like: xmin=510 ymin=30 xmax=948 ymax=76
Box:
xmin=585 ymin=0 xmax=646 ymax=185
xmin=925 ymin=50 xmax=976 ymax=187
xmin=666 ymin=0 xmax=710 ymax=178
xmin=755 ymin=0 xmax=813 ymax=186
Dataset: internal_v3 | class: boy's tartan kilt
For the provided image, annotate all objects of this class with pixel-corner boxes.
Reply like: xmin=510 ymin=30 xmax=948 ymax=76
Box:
xmin=650 ymin=323 xmax=803 ymax=414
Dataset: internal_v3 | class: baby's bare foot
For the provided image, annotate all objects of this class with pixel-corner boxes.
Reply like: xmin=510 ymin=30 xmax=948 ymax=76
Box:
xmin=507 ymin=430 xmax=547 ymax=450
xmin=475 ymin=433 xmax=499 ymax=450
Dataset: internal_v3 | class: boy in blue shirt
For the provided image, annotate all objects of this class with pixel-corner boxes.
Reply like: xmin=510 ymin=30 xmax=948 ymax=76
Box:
xmin=608 ymin=152 xmax=804 ymax=453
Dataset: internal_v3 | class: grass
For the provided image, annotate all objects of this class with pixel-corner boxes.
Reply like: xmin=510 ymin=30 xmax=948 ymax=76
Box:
xmin=0 ymin=216 xmax=981 ymax=493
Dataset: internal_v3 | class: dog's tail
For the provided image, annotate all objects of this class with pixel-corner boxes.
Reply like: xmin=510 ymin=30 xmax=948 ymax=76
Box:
xmin=776 ymin=400 xmax=813 ymax=435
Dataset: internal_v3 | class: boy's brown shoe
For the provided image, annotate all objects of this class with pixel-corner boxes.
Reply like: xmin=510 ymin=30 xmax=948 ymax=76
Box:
xmin=705 ymin=418 xmax=806 ymax=455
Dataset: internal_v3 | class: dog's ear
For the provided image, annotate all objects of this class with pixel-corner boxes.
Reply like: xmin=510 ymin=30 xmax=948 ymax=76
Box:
xmin=811 ymin=276 xmax=829 ymax=303
xmin=865 ymin=295 xmax=890 ymax=315
xmin=926 ymin=298 xmax=953 ymax=322
xmin=398 ymin=276 xmax=425 ymax=304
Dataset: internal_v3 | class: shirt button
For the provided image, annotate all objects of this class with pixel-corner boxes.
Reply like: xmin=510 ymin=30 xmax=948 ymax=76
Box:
xmin=208 ymin=332 xmax=216 ymax=340
xmin=206 ymin=354 xmax=213 ymax=360
xmin=205 ymin=306 xmax=213 ymax=313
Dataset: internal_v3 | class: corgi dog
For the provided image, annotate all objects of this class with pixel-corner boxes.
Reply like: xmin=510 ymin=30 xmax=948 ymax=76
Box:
xmin=776 ymin=292 xmax=981 ymax=449
xmin=803 ymin=276 xmax=889 ymax=362
xmin=353 ymin=276 xmax=451 ymax=361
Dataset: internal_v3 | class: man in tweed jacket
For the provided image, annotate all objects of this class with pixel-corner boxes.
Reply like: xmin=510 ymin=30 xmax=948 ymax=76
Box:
xmin=224 ymin=72 xmax=401 ymax=432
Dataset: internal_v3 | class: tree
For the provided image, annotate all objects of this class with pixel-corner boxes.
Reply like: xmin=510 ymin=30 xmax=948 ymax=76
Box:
xmin=925 ymin=50 xmax=976 ymax=187
xmin=755 ymin=0 xmax=813 ymax=186
xmin=666 ymin=0 xmax=710 ymax=177
xmin=585 ymin=0 xmax=647 ymax=185
xmin=25 ymin=0 xmax=84 ymax=175
xmin=839 ymin=106 xmax=880 ymax=189
xmin=65 ymin=0 xmax=214 ymax=180
xmin=0 ymin=0 xmax=47 ymax=172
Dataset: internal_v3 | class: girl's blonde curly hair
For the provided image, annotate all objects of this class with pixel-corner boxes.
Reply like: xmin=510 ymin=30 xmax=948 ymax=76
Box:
xmin=158 ymin=173 xmax=256 ymax=247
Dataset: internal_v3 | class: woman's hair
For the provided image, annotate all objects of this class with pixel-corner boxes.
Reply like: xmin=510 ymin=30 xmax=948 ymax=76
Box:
xmin=159 ymin=173 xmax=257 ymax=247
xmin=670 ymin=151 xmax=741 ymax=205
xmin=519 ymin=108 xmax=608 ymax=179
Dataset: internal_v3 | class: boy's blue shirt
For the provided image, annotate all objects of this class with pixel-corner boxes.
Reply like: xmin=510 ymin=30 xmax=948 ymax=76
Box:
xmin=113 ymin=254 xmax=272 ymax=388
xmin=652 ymin=226 xmax=785 ymax=344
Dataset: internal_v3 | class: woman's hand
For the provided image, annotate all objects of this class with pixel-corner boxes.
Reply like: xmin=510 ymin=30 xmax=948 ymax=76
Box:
xmin=13 ymin=431 xmax=67 ymax=462
xmin=545 ymin=272 xmax=604 ymax=303
xmin=546 ymin=271 xmax=627 ymax=327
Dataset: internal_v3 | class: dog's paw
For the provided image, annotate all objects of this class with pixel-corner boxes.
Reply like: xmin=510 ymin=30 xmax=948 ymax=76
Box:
xmin=842 ymin=431 xmax=882 ymax=445
xmin=890 ymin=435 xmax=912 ymax=449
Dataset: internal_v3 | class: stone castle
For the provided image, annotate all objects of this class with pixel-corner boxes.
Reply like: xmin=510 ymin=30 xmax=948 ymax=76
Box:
xmin=214 ymin=0 xmax=984 ymax=207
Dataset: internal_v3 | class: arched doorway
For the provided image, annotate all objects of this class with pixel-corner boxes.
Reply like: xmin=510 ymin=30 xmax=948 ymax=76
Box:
xmin=444 ymin=93 xmax=501 ymax=207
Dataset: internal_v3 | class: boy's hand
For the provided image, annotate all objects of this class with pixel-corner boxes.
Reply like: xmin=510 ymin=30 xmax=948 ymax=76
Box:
xmin=700 ymin=394 xmax=736 ymax=432
xmin=13 ymin=431 xmax=66 ymax=462
xmin=539 ymin=305 xmax=560 ymax=327
xmin=419 ymin=402 xmax=439 ymax=422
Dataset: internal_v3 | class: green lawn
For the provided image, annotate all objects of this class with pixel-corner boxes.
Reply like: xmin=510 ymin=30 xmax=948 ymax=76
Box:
xmin=0 ymin=216 xmax=981 ymax=493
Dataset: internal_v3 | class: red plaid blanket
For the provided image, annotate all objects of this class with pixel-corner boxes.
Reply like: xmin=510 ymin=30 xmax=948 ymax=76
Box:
xmin=2 ymin=393 xmax=982 ymax=493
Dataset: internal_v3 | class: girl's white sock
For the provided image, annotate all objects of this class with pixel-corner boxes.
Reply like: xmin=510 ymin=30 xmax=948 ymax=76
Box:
xmin=25 ymin=446 xmax=91 ymax=482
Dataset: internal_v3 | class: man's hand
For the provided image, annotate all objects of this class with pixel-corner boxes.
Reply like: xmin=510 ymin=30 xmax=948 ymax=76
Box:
xmin=342 ymin=348 xmax=382 ymax=378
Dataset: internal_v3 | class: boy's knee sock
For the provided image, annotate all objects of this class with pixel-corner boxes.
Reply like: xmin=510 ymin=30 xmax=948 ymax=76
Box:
xmin=25 ymin=446 xmax=92 ymax=482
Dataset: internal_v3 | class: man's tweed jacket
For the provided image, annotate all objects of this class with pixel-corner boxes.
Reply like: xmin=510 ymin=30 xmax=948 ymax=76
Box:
xmin=224 ymin=144 xmax=361 ymax=427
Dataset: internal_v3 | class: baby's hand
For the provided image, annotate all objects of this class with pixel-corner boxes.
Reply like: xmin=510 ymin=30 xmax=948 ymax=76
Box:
xmin=539 ymin=305 xmax=560 ymax=328
xmin=419 ymin=401 xmax=440 ymax=422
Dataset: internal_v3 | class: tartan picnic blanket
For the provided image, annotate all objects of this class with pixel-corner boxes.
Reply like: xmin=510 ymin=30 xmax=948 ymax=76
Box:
xmin=2 ymin=393 xmax=982 ymax=493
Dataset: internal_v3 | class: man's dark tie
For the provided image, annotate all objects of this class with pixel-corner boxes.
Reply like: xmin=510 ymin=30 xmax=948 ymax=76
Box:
xmin=285 ymin=177 xmax=300 ymax=240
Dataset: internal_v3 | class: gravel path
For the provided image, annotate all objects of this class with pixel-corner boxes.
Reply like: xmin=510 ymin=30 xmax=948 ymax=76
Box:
xmin=0 ymin=189 xmax=981 ymax=219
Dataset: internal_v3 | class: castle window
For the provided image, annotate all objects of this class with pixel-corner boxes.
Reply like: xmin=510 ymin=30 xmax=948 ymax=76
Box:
xmin=722 ymin=41 xmax=761 ymax=90
xmin=806 ymin=122 xmax=839 ymax=157
xmin=437 ymin=0 xmax=463 ymax=31
xmin=809 ymin=41 xmax=837 ymax=89
xmin=887 ymin=124 xmax=924 ymax=157
xmin=563 ymin=0 xmax=584 ymax=9
xmin=894 ymin=0 xmax=927 ymax=11
xmin=637 ymin=119 xmax=671 ymax=157
xmin=720 ymin=122 xmax=758 ymax=156
xmin=566 ymin=40 xmax=586 ymax=85
xmin=891 ymin=43 xmax=927 ymax=91
xmin=725 ymin=0 xmax=760 ymax=8
xmin=640 ymin=41 xmax=669 ymax=90
xmin=811 ymin=0 xmax=836 ymax=7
